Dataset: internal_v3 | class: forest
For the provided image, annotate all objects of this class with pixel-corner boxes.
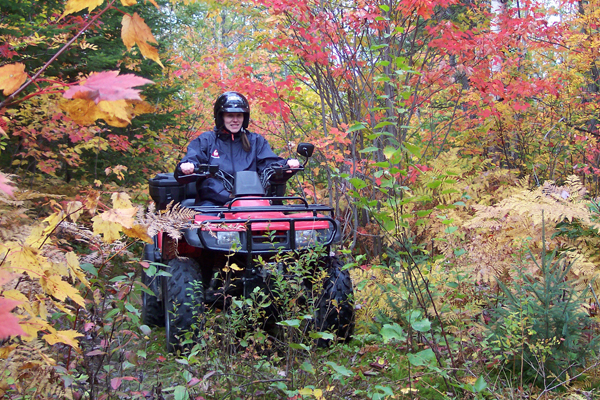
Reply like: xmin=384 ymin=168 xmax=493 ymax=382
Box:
xmin=1 ymin=0 xmax=600 ymax=398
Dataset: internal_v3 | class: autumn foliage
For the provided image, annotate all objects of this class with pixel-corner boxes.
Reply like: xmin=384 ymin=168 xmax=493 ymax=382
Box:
xmin=1 ymin=0 xmax=600 ymax=396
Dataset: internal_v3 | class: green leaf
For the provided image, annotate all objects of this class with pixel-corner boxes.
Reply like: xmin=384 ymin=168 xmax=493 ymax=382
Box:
xmin=349 ymin=178 xmax=368 ymax=190
xmin=145 ymin=264 xmax=157 ymax=277
xmin=309 ymin=331 xmax=335 ymax=340
xmin=416 ymin=209 xmax=433 ymax=217
xmin=374 ymin=121 xmax=394 ymax=129
xmin=403 ymin=142 xmax=421 ymax=158
xmin=453 ymin=201 xmax=466 ymax=206
xmin=289 ymin=343 xmax=311 ymax=351
xmin=454 ymin=248 xmax=467 ymax=257
xmin=325 ymin=361 xmax=354 ymax=377
xmin=407 ymin=348 xmax=436 ymax=367
xmin=80 ymin=263 xmax=98 ymax=277
xmin=379 ymin=4 xmax=390 ymax=11
xmin=359 ymin=146 xmax=379 ymax=153
xmin=277 ymin=319 xmax=301 ymax=328
xmin=411 ymin=318 xmax=431 ymax=332
xmin=380 ymin=323 xmax=406 ymax=343
xmin=473 ymin=375 xmax=488 ymax=392
xmin=371 ymin=44 xmax=389 ymax=50
xmin=441 ymin=188 xmax=459 ymax=195
xmin=300 ymin=361 xmax=316 ymax=375
xmin=445 ymin=226 xmax=458 ymax=234
xmin=427 ymin=180 xmax=442 ymax=189
xmin=173 ymin=385 xmax=189 ymax=400
xmin=347 ymin=123 xmax=366 ymax=132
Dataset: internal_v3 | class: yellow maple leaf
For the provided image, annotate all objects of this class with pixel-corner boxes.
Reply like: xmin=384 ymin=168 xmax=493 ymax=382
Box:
xmin=98 ymin=99 xmax=132 ymax=123
xmin=112 ymin=192 xmax=133 ymax=209
xmin=123 ymin=224 xmax=153 ymax=243
xmin=43 ymin=211 xmax=64 ymax=236
xmin=5 ymin=243 xmax=48 ymax=278
xmin=43 ymin=329 xmax=83 ymax=349
xmin=66 ymin=201 xmax=84 ymax=223
xmin=62 ymin=0 xmax=104 ymax=17
xmin=92 ymin=215 xmax=123 ymax=243
xmin=0 ymin=63 xmax=27 ymax=96
xmin=19 ymin=317 xmax=53 ymax=341
xmin=66 ymin=251 xmax=90 ymax=288
xmin=130 ymin=99 xmax=155 ymax=115
xmin=2 ymin=289 xmax=29 ymax=303
xmin=120 ymin=0 xmax=137 ymax=5
xmin=99 ymin=207 xmax=137 ymax=229
xmin=121 ymin=13 xmax=164 ymax=68
xmin=41 ymin=274 xmax=85 ymax=307
xmin=60 ymin=98 xmax=108 ymax=125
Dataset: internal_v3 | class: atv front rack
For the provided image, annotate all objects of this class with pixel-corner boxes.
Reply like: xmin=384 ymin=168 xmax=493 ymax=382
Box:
xmin=180 ymin=198 xmax=341 ymax=256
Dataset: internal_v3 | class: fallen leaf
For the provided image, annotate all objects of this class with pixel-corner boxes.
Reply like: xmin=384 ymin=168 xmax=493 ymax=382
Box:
xmin=121 ymin=13 xmax=164 ymax=68
xmin=0 ymin=63 xmax=27 ymax=96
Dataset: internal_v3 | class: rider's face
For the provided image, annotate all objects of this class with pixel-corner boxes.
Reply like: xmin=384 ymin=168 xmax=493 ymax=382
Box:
xmin=223 ymin=112 xmax=243 ymax=133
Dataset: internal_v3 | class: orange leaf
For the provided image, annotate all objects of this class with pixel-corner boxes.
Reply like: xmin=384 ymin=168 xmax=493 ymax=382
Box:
xmin=60 ymin=98 xmax=107 ymax=125
xmin=120 ymin=0 xmax=137 ymax=5
xmin=123 ymin=224 xmax=153 ymax=243
xmin=0 ymin=63 xmax=27 ymax=96
xmin=62 ymin=0 xmax=104 ymax=17
xmin=121 ymin=13 xmax=164 ymax=68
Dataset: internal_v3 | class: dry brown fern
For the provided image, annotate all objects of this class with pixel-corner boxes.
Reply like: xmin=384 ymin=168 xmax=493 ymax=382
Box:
xmin=140 ymin=201 xmax=198 ymax=240
xmin=0 ymin=340 xmax=71 ymax=399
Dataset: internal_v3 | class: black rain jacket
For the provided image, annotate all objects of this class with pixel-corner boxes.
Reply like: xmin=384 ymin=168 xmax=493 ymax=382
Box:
xmin=175 ymin=128 xmax=285 ymax=205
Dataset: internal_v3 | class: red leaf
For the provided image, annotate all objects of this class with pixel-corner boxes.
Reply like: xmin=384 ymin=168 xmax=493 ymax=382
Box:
xmin=111 ymin=377 xmax=122 ymax=390
xmin=63 ymin=71 xmax=153 ymax=104
xmin=0 ymin=297 xmax=25 ymax=339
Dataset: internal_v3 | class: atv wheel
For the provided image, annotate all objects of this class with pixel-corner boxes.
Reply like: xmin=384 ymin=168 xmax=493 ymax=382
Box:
xmin=314 ymin=256 xmax=355 ymax=344
xmin=162 ymin=257 xmax=204 ymax=353
xmin=141 ymin=243 xmax=164 ymax=327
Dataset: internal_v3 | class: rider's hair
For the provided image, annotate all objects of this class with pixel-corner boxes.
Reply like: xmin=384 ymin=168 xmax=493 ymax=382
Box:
xmin=240 ymin=131 xmax=251 ymax=152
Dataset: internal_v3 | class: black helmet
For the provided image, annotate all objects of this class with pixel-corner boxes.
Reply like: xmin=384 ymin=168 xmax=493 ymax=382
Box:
xmin=214 ymin=91 xmax=250 ymax=129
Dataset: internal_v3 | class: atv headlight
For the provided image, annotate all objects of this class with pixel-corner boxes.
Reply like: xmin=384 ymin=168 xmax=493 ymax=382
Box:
xmin=295 ymin=229 xmax=328 ymax=247
xmin=216 ymin=231 xmax=241 ymax=246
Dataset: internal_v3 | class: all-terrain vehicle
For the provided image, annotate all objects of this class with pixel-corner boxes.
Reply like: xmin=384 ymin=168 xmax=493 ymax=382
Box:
xmin=142 ymin=143 xmax=354 ymax=351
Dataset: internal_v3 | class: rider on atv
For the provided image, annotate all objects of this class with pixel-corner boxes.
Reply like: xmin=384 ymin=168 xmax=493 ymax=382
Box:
xmin=175 ymin=91 xmax=299 ymax=206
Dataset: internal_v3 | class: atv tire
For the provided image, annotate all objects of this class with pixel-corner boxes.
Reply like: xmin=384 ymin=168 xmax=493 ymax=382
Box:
xmin=141 ymin=243 xmax=164 ymax=327
xmin=163 ymin=257 xmax=204 ymax=353
xmin=314 ymin=256 xmax=355 ymax=344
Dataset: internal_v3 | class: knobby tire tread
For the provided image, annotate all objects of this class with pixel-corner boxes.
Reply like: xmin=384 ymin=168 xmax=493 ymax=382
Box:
xmin=164 ymin=257 xmax=204 ymax=353
xmin=315 ymin=256 xmax=355 ymax=344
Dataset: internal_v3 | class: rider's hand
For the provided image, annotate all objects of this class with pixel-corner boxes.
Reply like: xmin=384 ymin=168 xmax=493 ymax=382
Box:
xmin=287 ymin=159 xmax=300 ymax=169
xmin=180 ymin=162 xmax=195 ymax=175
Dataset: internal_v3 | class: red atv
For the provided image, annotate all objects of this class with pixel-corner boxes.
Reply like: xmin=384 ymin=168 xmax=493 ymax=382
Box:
xmin=142 ymin=143 xmax=354 ymax=351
